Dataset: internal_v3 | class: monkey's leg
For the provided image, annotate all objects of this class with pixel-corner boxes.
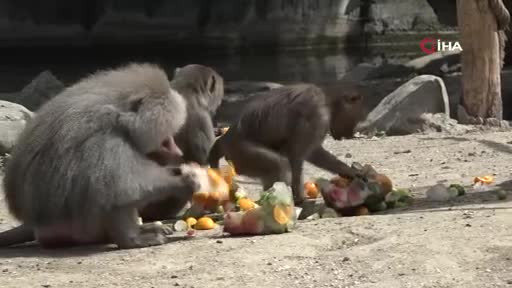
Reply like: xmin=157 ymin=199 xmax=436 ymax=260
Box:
xmin=228 ymin=139 xmax=290 ymax=190
xmin=0 ymin=224 xmax=35 ymax=247
xmin=307 ymin=146 xmax=359 ymax=179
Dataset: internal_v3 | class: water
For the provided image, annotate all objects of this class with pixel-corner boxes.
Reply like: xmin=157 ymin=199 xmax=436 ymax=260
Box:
xmin=0 ymin=45 xmax=420 ymax=93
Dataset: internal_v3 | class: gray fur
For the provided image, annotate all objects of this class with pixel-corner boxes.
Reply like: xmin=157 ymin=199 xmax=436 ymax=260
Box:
xmin=208 ymin=81 xmax=367 ymax=205
xmin=171 ymin=64 xmax=224 ymax=165
xmin=1 ymin=63 xmax=201 ymax=249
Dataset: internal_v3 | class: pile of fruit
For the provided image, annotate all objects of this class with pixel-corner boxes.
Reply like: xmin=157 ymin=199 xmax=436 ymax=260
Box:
xmin=175 ymin=163 xmax=296 ymax=236
xmin=302 ymin=163 xmax=412 ymax=217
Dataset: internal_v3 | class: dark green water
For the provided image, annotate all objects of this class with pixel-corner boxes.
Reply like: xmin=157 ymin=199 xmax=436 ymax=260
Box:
xmin=0 ymin=44 xmax=424 ymax=93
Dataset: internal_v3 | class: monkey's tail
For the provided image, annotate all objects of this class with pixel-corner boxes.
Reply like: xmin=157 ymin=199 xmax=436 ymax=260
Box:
xmin=0 ymin=224 xmax=35 ymax=247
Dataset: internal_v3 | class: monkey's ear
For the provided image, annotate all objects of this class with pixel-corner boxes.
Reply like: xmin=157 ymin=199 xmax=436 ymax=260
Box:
xmin=130 ymin=98 xmax=144 ymax=112
xmin=208 ymin=75 xmax=216 ymax=94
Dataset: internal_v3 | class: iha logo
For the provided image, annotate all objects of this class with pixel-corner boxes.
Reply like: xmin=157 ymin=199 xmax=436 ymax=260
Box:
xmin=420 ymin=38 xmax=463 ymax=54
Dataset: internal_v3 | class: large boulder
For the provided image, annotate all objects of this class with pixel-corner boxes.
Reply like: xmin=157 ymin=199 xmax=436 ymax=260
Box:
xmin=0 ymin=70 xmax=64 ymax=112
xmin=0 ymin=100 xmax=33 ymax=155
xmin=356 ymin=75 xmax=450 ymax=135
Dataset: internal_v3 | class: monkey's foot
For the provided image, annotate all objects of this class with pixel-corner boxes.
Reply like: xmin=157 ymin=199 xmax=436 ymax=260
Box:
xmin=140 ymin=222 xmax=174 ymax=236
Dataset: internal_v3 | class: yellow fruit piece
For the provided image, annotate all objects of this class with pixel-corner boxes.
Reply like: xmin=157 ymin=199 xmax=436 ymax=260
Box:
xmin=221 ymin=127 xmax=230 ymax=134
xmin=474 ymin=175 xmax=494 ymax=184
xmin=186 ymin=217 xmax=197 ymax=227
xmin=273 ymin=205 xmax=292 ymax=225
xmin=238 ymin=198 xmax=255 ymax=211
xmin=195 ymin=217 xmax=216 ymax=230
xmin=304 ymin=181 xmax=319 ymax=198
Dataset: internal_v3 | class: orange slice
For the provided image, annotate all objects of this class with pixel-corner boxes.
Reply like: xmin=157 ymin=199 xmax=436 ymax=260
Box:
xmin=273 ymin=205 xmax=292 ymax=225
xmin=238 ymin=198 xmax=255 ymax=211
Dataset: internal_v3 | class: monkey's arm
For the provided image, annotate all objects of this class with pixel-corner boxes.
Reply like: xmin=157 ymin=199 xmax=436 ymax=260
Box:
xmin=306 ymin=146 xmax=358 ymax=179
xmin=186 ymin=111 xmax=216 ymax=165
xmin=207 ymin=135 xmax=225 ymax=168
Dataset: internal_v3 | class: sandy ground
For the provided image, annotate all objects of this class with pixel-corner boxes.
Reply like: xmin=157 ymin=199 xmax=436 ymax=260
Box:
xmin=0 ymin=129 xmax=511 ymax=288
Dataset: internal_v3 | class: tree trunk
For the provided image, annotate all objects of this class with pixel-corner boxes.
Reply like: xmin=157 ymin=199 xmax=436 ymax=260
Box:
xmin=457 ymin=0 xmax=507 ymax=119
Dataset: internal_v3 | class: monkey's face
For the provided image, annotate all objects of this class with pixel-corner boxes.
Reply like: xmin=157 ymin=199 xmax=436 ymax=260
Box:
xmin=124 ymin=88 xmax=187 ymax=165
xmin=330 ymin=91 xmax=366 ymax=140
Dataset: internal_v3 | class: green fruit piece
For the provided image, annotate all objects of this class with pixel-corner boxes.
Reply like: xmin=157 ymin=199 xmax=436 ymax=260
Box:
xmin=365 ymin=193 xmax=384 ymax=207
xmin=497 ymin=190 xmax=508 ymax=200
xmin=367 ymin=201 xmax=387 ymax=212
xmin=366 ymin=181 xmax=381 ymax=196
xmin=216 ymin=205 xmax=225 ymax=214
xmin=385 ymin=200 xmax=396 ymax=209
xmin=394 ymin=201 xmax=408 ymax=208
xmin=449 ymin=184 xmax=466 ymax=196
xmin=447 ymin=187 xmax=459 ymax=198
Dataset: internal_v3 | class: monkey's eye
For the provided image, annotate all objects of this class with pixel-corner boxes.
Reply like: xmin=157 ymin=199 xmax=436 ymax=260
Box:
xmin=130 ymin=98 xmax=144 ymax=112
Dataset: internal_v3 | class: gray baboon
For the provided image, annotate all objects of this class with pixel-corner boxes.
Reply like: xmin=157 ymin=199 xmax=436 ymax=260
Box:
xmin=208 ymin=81 xmax=367 ymax=205
xmin=172 ymin=64 xmax=224 ymax=165
xmin=0 ymin=63 xmax=206 ymax=249
xmin=138 ymin=64 xmax=224 ymax=221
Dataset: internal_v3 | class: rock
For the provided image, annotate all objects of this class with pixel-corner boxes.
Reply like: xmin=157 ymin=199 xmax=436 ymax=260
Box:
xmin=1 ymin=71 xmax=64 ymax=111
xmin=356 ymin=75 xmax=450 ymax=136
xmin=0 ymin=100 xmax=33 ymax=154
xmin=364 ymin=63 xmax=415 ymax=80
xmin=341 ymin=63 xmax=379 ymax=82
xmin=224 ymin=81 xmax=283 ymax=96
xmin=418 ymin=113 xmax=472 ymax=134
xmin=426 ymin=184 xmax=456 ymax=201
xmin=405 ymin=50 xmax=461 ymax=76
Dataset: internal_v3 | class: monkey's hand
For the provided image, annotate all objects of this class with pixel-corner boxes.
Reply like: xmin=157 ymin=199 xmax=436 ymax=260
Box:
xmin=171 ymin=164 xmax=210 ymax=193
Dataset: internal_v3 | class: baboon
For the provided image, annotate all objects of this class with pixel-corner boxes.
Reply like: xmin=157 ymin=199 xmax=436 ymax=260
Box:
xmin=208 ymin=81 xmax=367 ymax=205
xmin=172 ymin=64 xmax=224 ymax=165
xmin=138 ymin=64 xmax=224 ymax=222
xmin=0 ymin=63 xmax=206 ymax=249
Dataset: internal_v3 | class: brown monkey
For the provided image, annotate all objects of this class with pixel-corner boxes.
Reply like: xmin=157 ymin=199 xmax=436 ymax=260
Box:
xmin=208 ymin=81 xmax=367 ymax=205
xmin=138 ymin=64 xmax=224 ymax=222
xmin=172 ymin=64 xmax=224 ymax=165
xmin=0 ymin=63 xmax=206 ymax=249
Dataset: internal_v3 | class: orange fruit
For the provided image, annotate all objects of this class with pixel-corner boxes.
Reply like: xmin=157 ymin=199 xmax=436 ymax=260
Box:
xmin=273 ymin=205 xmax=292 ymax=225
xmin=207 ymin=168 xmax=224 ymax=185
xmin=474 ymin=176 xmax=494 ymax=184
xmin=192 ymin=192 xmax=209 ymax=205
xmin=375 ymin=174 xmax=393 ymax=195
xmin=209 ymin=191 xmax=221 ymax=202
xmin=304 ymin=181 xmax=319 ymax=198
xmin=238 ymin=198 xmax=255 ymax=211
xmin=355 ymin=206 xmax=370 ymax=216
xmin=330 ymin=176 xmax=351 ymax=188
xmin=195 ymin=217 xmax=215 ymax=230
